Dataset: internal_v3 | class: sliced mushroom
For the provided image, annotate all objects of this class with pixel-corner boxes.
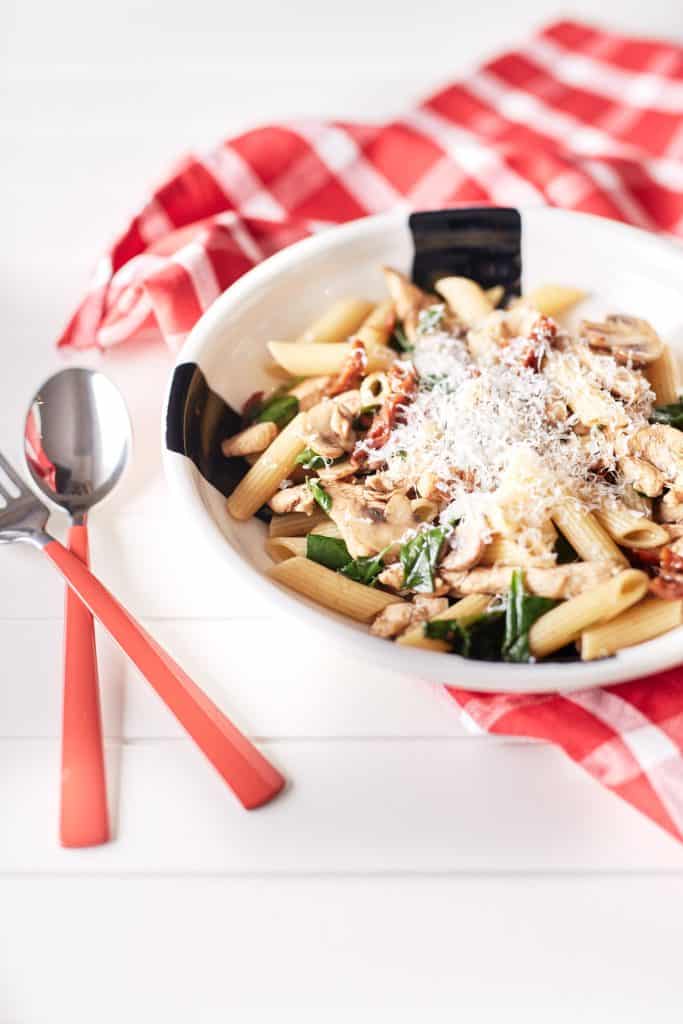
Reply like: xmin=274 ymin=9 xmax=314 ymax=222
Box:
xmin=268 ymin=484 xmax=316 ymax=516
xmin=443 ymin=562 xmax=620 ymax=600
xmin=325 ymin=483 xmax=425 ymax=558
xmin=371 ymin=595 xmax=449 ymax=639
xmin=316 ymin=459 xmax=356 ymax=483
xmin=580 ymin=315 xmax=663 ymax=365
xmin=302 ymin=390 xmax=361 ymax=459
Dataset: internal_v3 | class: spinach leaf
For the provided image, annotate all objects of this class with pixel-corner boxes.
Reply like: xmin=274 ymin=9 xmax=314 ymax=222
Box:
xmin=390 ymin=323 xmax=414 ymax=353
xmin=296 ymin=448 xmax=335 ymax=471
xmin=554 ymin=533 xmax=579 ymax=564
xmin=340 ymin=550 xmax=386 ymax=587
xmin=503 ymin=569 xmax=556 ymax=663
xmin=425 ymin=611 xmax=506 ymax=660
xmin=306 ymin=534 xmax=351 ymax=571
xmin=255 ymin=393 xmax=299 ymax=428
xmin=400 ymin=527 xmax=446 ymax=593
xmin=651 ymin=401 xmax=683 ymax=432
xmin=307 ymin=478 xmax=332 ymax=513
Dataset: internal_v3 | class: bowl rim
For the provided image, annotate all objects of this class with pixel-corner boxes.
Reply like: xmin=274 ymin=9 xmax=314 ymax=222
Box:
xmin=162 ymin=206 xmax=683 ymax=693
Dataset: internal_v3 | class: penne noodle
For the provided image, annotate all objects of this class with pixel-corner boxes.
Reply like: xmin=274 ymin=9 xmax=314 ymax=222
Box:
xmin=523 ymin=284 xmax=586 ymax=318
xmin=397 ymin=594 xmax=491 ymax=651
xmin=595 ymin=506 xmax=670 ymax=550
xmin=484 ymin=285 xmax=504 ymax=308
xmin=296 ymin=298 xmax=375 ymax=344
xmin=435 ymin=276 xmax=493 ymax=326
xmin=265 ymin=537 xmax=307 ymax=563
xmin=545 ymin=358 xmax=628 ymax=430
xmin=268 ymin=556 xmax=403 ymax=623
xmin=528 ymin=569 xmax=648 ymax=659
xmin=552 ymin=498 xmax=629 ymax=566
xmin=355 ymin=300 xmax=395 ymax=347
xmin=645 ymin=344 xmax=680 ymax=406
xmin=268 ymin=341 xmax=395 ymax=378
xmin=221 ymin=421 xmax=278 ymax=458
xmin=580 ymin=596 xmax=683 ymax=661
xmin=269 ymin=509 xmax=328 ymax=538
xmin=227 ymin=413 xmax=307 ymax=521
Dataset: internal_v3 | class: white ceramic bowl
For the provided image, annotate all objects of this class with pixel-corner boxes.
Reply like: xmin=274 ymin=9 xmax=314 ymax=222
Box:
xmin=163 ymin=207 xmax=683 ymax=693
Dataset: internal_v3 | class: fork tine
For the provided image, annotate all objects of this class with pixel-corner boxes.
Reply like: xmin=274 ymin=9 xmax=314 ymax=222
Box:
xmin=0 ymin=450 xmax=29 ymax=495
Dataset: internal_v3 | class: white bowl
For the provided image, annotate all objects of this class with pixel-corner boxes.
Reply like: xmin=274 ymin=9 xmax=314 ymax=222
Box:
xmin=163 ymin=207 xmax=683 ymax=693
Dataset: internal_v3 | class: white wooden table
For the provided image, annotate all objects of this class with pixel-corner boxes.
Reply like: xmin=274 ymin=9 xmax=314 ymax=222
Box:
xmin=2 ymin=2 xmax=683 ymax=1020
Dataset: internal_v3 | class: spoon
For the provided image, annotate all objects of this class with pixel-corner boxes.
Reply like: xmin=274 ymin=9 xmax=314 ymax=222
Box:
xmin=24 ymin=367 xmax=131 ymax=847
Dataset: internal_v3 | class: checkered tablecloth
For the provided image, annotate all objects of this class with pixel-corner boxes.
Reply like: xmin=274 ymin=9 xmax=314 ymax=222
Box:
xmin=58 ymin=19 xmax=683 ymax=842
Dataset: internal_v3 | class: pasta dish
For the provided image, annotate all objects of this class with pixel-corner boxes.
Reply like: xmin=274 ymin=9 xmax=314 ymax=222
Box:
xmin=222 ymin=269 xmax=683 ymax=663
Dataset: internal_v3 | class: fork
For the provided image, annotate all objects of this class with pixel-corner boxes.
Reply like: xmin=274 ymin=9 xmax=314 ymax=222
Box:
xmin=0 ymin=450 xmax=285 ymax=810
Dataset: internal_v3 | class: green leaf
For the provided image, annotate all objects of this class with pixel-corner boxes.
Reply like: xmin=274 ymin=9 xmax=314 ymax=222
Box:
xmin=651 ymin=401 xmax=683 ymax=431
xmin=416 ymin=304 xmax=445 ymax=336
xmin=306 ymin=534 xmax=351 ymax=571
xmin=390 ymin=323 xmax=414 ymax=353
xmin=308 ymin=478 xmax=332 ymax=513
xmin=255 ymin=394 xmax=299 ymax=428
xmin=425 ymin=611 xmax=506 ymax=660
xmin=296 ymin=448 xmax=335 ymax=471
xmin=400 ymin=527 xmax=446 ymax=593
xmin=502 ymin=569 xmax=556 ymax=663
xmin=340 ymin=550 xmax=387 ymax=587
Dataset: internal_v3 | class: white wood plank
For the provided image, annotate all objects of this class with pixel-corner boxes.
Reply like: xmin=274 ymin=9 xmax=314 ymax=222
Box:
xmin=2 ymin=875 xmax=682 ymax=1023
xmin=0 ymin=618 xmax=468 ymax=739
xmin=2 ymin=738 xmax=682 ymax=873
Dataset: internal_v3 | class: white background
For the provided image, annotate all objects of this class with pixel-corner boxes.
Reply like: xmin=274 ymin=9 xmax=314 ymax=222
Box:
xmin=2 ymin=1 xmax=683 ymax=1021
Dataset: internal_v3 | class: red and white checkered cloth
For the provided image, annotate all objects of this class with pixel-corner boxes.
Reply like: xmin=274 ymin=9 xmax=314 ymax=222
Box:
xmin=59 ymin=19 xmax=683 ymax=841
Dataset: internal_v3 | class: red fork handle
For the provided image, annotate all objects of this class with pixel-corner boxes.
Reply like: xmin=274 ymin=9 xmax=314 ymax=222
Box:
xmin=61 ymin=524 xmax=110 ymax=847
xmin=43 ymin=539 xmax=285 ymax=809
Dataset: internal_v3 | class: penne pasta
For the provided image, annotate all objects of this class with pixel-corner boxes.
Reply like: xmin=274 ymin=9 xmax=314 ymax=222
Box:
xmin=269 ymin=509 xmax=328 ymax=538
xmin=268 ymin=341 xmax=395 ymax=377
xmin=265 ymin=537 xmax=307 ymax=563
xmin=552 ymin=498 xmax=629 ymax=566
xmin=435 ymin=276 xmax=493 ymax=326
xmin=580 ymin=596 xmax=683 ymax=661
xmin=528 ymin=569 xmax=648 ymax=658
xmin=480 ymin=538 xmax=556 ymax=568
xmin=523 ymin=284 xmax=586 ymax=318
xmin=545 ymin=357 xmax=628 ymax=429
xmin=268 ymin=556 xmax=403 ymax=622
xmin=595 ymin=506 xmax=670 ymax=550
xmin=645 ymin=344 xmax=680 ymax=406
xmin=484 ymin=285 xmax=504 ymax=308
xmin=227 ymin=413 xmax=307 ymax=521
xmin=296 ymin=298 xmax=375 ymax=344
xmin=397 ymin=594 xmax=491 ymax=650
xmin=221 ymin=421 xmax=278 ymax=458
xmin=355 ymin=300 xmax=395 ymax=347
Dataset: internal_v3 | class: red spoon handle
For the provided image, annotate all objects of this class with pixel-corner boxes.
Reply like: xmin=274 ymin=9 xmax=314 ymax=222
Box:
xmin=43 ymin=539 xmax=285 ymax=809
xmin=60 ymin=524 xmax=110 ymax=847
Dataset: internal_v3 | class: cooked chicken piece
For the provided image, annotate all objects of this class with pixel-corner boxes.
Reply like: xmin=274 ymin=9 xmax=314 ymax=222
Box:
xmin=628 ymin=425 xmax=683 ymax=499
xmin=416 ymin=471 xmax=451 ymax=503
xmin=580 ymin=315 xmax=663 ymax=366
xmin=268 ymin=484 xmax=316 ymax=515
xmin=657 ymin=489 xmax=683 ymax=523
xmin=621 ymin=484 xmax=652 ymax=517
xmin=443 ymin=562 xmax=620 ymax=600
xmin=441 ymin=518 xmax=487 ymax=573
xmin=618 ymin=455 xmax=666 ymax=498
xmin=222 ymin=421 xmax=278 ymax=458
xmin=325 ymin=483 xmax=427 ymax=558
xmin=302 ymin=390 xmax=361 ymax=460
xmin=571 ymin=342 xmax=653 ymax=403
xmin=288 ymin=375 xmax=332 ymax=412
xmin=377 ymin=563 xmax=405 ymax=591
xmin=382 ymin=267 xmax=436 ymax=341
xmin=371 ymin=595 xmax=449 ymax=639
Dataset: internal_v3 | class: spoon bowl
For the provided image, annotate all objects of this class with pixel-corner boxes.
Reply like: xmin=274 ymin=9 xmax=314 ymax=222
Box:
xmin=24 ymin=367 xmax=132 ymax=521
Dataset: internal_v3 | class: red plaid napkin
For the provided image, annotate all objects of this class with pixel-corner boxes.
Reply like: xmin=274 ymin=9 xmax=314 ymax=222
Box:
xmin=59 ymin=19 xmax=683 ymax=841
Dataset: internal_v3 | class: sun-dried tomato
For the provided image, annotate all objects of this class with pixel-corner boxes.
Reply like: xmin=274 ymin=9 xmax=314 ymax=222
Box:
xmin=661 ymin=545 xmax=683 ymax=575
xmin=352 ymin=363 xmax=418 ymax=464
xmin=241 ymin=390 xmax=265 ymax=424
xmin=650 ymin=573 xmax=683 ymax=600
xmin=326 ymin=339 xmax=368 ymax=397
